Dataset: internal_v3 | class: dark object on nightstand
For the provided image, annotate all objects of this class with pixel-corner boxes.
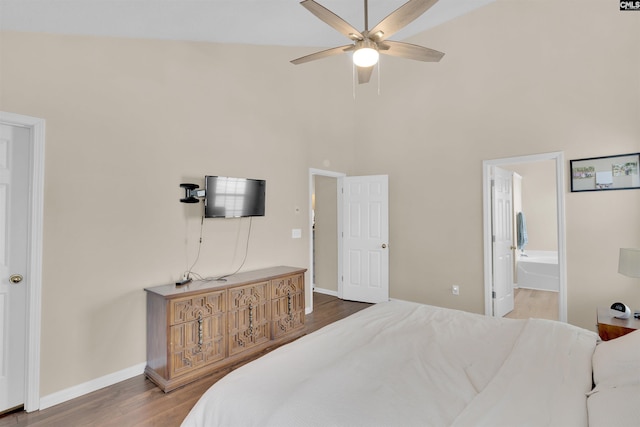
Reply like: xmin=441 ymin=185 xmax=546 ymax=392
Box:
xmin=610 ymin=302 xmax=631 ymax=319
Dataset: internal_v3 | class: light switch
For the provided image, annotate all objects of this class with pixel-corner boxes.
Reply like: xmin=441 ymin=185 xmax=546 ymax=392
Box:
xmin=292 ymin=229 xmax=302 ymax=239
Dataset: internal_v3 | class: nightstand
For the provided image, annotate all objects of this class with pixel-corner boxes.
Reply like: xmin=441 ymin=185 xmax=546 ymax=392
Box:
xmin=596 ymin=307 xmax=640 ymax=341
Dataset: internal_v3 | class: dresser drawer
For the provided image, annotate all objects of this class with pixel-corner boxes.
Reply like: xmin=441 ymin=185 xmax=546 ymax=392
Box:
xmin=271 ymin=273 xmax=304 ymax=299
xmin=228 ymin=281 xmax=269 ymax=309
xmin=169 ymin=291 xmax=225 ymax=326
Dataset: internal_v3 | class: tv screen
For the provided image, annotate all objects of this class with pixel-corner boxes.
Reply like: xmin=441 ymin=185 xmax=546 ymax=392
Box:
xmin=204 ymin=176 xmax=266 ymax=218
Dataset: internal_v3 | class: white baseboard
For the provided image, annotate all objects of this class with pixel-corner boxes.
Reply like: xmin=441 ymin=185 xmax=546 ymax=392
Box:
xmin=306 ymin=287 xmax=339 ymax=313
xmin=39 ymin=362 xmax=146 ymax=410
xmin=313 ymin=287 xmax=338 ymax=297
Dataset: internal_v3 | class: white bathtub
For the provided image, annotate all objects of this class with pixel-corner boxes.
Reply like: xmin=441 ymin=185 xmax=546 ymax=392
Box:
xmin=516 ymin=250 xmax=559 ymax=292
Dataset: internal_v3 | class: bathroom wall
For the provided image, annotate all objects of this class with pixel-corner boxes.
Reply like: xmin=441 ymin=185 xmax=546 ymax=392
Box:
xmin=507 ymin=160 xmax=558 ymax=252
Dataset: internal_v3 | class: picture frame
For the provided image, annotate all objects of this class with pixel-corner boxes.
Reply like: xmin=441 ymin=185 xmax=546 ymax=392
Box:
xmin=570 ymin=152 xmax=640 ymax=192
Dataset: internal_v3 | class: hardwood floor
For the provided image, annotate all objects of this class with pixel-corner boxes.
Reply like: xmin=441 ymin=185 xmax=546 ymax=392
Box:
xmin=0 ymin=293 xmax=371 ymax=427
xmin=504 ymin=288 xmax=559 ymax=321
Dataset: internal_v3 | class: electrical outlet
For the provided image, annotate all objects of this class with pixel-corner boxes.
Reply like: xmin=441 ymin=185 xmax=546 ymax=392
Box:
xmin=452 ymin=285 xmax=460 ymax=296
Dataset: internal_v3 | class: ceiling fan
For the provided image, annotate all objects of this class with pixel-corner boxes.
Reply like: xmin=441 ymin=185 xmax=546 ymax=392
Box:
xmin=291 ymin=0 xmax=445 ymax=84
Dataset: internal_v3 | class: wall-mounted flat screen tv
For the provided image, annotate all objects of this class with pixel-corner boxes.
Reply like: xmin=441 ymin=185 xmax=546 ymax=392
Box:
xmin=204 ymin=176 xmax=266 ymax=218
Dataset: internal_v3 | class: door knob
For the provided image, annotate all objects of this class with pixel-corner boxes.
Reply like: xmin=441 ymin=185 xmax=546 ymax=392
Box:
xmin=381 ymin=244 xmax=387 ymax=249
xmin=9 ymin=274 xmax=23 ymax=284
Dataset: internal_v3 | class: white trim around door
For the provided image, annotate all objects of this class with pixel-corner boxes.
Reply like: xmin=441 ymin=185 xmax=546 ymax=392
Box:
xmin=0 ymin=111 xmax=45 ymax=412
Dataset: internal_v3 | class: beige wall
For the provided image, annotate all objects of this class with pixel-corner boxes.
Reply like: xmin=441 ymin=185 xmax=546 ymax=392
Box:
xmin=1 ymin=0 xmax=639 ymax=400
xmin=0 ymin=33 xmax=358 ymax=396
xmin=351 ymin=0 xmax=639 ymax=326
xmin=313 ymin=175 xmax=338 ymax=293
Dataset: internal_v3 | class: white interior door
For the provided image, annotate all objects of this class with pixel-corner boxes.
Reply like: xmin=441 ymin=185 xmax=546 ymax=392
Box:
xmin=492 ymin=166 xmax=515 ymax=317
xmin=0 ymin=123 xmax=30 ymax=412
xmin=341 ymin=175 xmax=389 ymax=303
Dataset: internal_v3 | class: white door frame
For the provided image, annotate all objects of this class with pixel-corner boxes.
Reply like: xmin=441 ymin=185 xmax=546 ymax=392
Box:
xmin=482 ymin=152 xmax=567 ymax=322
xmin=308 ymin=168 xmax=346 ymax=313
xmin=0 ymin=111 xmax=45 ymax=412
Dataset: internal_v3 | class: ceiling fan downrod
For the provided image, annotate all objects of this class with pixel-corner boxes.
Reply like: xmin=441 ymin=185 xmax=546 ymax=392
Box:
xmin=364 ymin=0 xmax=369 ymax=32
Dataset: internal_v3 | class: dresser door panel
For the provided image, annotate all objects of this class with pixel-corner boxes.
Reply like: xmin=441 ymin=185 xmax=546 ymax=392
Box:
xmin=170 ymin=313 xmax=225 ymax=377
xmin=228 ymin=301 xmax=270 ymax=356
xmin=272 ymin=303 xmax=304 ymax=338
xmin=271 ymin=290 xmax=304 ymax=338
xmin=271 ymin=274 xmax=305 ymax=338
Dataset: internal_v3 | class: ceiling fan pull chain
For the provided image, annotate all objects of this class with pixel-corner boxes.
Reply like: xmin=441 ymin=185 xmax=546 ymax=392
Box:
xmin=353 ymin=63 xmax=357 ymax=99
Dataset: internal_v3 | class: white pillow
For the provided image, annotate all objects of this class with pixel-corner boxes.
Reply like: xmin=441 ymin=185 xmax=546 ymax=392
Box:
xmin=587 ymin=384 xmax=640 ymax=427
xmin=592 ymin=329 xmax=640 ymax=389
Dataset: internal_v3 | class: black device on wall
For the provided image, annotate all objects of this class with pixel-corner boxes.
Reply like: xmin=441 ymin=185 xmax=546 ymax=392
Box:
xmin=179 ymin=183 xmax=204 ymax=203
xmin=204 ymin=176 xmax=266 ymax=218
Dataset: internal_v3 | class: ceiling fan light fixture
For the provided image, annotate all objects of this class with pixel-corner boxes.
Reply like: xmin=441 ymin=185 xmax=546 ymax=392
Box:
xmin=352 ymin=41 xmax=379 ymax=67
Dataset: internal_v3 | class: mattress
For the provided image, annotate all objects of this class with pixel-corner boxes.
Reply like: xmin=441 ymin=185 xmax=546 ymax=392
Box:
xmin=182 ymin=300 xmax=598 ymax=427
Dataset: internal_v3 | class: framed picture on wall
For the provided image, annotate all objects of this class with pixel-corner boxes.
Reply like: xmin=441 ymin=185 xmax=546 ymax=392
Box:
xmin=570 ymin=153 xmax=640 ymax=192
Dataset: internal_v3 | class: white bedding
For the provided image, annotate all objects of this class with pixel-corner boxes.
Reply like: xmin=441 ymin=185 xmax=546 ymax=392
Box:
xmin=588 ymin=330 xmax=640 ymax=427
xmin=182 ymin=300 xmax=598 ymax=427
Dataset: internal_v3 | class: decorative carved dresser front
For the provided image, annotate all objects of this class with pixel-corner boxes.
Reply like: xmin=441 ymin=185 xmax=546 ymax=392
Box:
xmin=145 ymin=266 xmax=306 ymax=392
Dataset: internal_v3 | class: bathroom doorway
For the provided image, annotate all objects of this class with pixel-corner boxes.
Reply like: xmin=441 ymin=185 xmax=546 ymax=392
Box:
xmin=483 ymin=152 xmax=567 ymax=322
xmin=503 ymin=161 xmax=559 ymax=320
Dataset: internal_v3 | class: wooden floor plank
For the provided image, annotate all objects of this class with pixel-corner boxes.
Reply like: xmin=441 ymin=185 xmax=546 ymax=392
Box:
xmin=504 ymin=288 xmax=559 ymax=321
xmin=0 ymin=293 xmax=371 ymax=427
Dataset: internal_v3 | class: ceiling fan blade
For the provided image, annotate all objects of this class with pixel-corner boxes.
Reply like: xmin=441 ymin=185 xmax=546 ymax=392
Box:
xmin=357 ymin=65 xmax=374 ymax=84
xmin=291 ymin=45 xmax=353 ymax=65
xmin=369 ymin=0 xmax=439 ymax=42
xmin=379 ymin=40 xmax=444 ymax=62
xmin=300 ymin=0 xmax=363 ymax=41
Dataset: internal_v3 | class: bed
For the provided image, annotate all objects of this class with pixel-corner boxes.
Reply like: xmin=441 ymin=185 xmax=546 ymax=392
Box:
xmin=181 ymin=300 xmax=640 ymax=427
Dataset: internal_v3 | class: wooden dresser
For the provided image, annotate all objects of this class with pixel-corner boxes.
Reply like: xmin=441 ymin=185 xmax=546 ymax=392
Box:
xmin=145 ymin=266 xmax=306 ymax=392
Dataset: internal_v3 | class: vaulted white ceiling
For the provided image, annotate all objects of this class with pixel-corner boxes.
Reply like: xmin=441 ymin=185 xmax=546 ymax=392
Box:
xmin=0 ymin=0 xmax=495 ymax=47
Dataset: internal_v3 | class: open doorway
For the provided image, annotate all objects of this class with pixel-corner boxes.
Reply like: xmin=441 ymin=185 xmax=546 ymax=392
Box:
xmin=308 ymin=169 xmax=345 ymax=311
xmin=483 ymin=152 xmax=567 ymax=323
xmin=312 ymin=175 xmax=340 ymax=296
xmin=502 ymin=161 xmax=559 ymax=320
xmin=308 ymin=169 xmax=390 ymax=310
